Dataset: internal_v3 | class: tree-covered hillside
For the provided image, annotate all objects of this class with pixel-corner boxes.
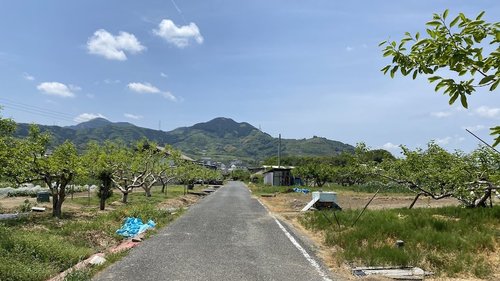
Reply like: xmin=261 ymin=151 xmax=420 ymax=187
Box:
xmin=15 ymin=117 xmax=354 ymax=163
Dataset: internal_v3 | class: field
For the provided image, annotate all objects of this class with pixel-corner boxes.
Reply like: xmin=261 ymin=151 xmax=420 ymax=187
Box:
xmin=250 ymin=183 xmax=499 ymax=280
xmin=0 ymin=185 xmax=205 ymax=281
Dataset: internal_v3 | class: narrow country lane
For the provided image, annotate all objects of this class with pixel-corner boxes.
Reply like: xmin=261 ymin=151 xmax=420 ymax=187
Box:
xmin=94 ymin=181 xmax=337 ymax=281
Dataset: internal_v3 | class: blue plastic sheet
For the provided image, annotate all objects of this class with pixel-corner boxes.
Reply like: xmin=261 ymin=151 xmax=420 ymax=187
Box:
xmin=116 ymin=217 xmax=156 ymax=237
xmin=293 ymin=187 xmax=310 ymax=194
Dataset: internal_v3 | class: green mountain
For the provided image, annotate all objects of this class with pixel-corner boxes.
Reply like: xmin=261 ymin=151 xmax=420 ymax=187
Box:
xmin=15 ymin=117 xmax=354 ymax=163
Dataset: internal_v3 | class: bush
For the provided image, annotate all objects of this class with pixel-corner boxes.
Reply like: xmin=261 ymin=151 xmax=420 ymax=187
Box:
xmin=19 ymin=199 xmax=32 ymax=212
xmin=250 ymin=174 xmax=263 ymax=184
xmin=230 ymin=169 xmax=251 ymax=181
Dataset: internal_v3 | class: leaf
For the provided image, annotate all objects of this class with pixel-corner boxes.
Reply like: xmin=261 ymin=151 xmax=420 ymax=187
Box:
xmin=450 ymin=15 xmax=460 ymax=27
xmin=428 ymin=76 xmax=442 ymax=82
xmin=476 ymin=11 xmax=485 ymax=20
xmin=490 ymin=79 xmax=500 ymax=91
xmin=490 ymin=126 xmax=500 ymax=147
xmin=415 ymin=32 xmax=420 ymax=40
xmin=449 ymin=92 xmax=459 ymax=105
xmin=443 ymin=9 xmax=449 ymax=20
xmin=412 ymin=70 xmax=418 ymax=80
xmin=426 ymin=29 xmax=435 ymax=38
xmin=435 ymin=80 xmax=447 ymax=91
xmin=378 ymin=40 xmax=387 ymax=47
xmin=390 ymin=66 xmax=399 ymax=78
xmin=459 ymin=13 xmax=466 ymax=22
xmin=460 ymin=94 xmax=468 ymax=108
xmin=381 ymin=65 xmax=391 ymax=74
xmin=479 ymin=75 xmax=495 ymax=85
xmin=427 ymin=20 xmax=442 ymax=27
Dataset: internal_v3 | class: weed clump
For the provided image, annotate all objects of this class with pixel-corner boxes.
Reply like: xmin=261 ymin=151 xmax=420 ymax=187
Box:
xmin=300 ymin=206 xmax=499 ymax=278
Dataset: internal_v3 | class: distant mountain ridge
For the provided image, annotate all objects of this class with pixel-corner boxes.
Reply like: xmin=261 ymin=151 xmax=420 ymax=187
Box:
xmin=14 ymin=117 xmax=354 ymax=163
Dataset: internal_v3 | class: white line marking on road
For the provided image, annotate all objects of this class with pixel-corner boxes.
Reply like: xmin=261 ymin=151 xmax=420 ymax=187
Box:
xmin=257 ymin=200 xmax=332 ymax=281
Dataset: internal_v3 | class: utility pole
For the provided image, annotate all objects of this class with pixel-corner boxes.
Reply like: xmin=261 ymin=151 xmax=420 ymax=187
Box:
xmin=278 ymin=133 xmax=281 ymax=167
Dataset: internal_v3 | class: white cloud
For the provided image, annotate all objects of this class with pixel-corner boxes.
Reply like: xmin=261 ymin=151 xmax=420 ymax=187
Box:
xmin=160 ymin=72 xmax=168 ymax=78
xmin=462 ymin=125 xmax=486 ymax=132
xmin=475 ymin=106 xmax=500 ymax=118
xmin=87 ymin=29 xmax=146 ymax=61
xmin=430 ymin=111 xmax=452 ymax=118
xmin=381 ymin=142 xmax=400 ymax=150
xmin=434 ymin=136 xmax=452 ymax=145
xmin=124 ymin=113 xmax=143 ymax=120
xmin=162 ymin=91 xmax=177 ymax=101
xmin=86 ymin=93 xmax=95 ymax=99
xmin=23 ymin=72 xmax=35 ymax=81
xmin=37 ymin=82 xmax=76 ymax=98
xmin=127 ymin=82 xmax=177 ymax=101
xmin=74 ymin=113 xmax=106 ymax=122
xmin=153 ymin=19 xmax=203 ymax=48
xmin=104 ymin=79 xmax=121 ymax=84
xmin=346 ymin=46 xmax=353 ymax=52
xmin=127 ymin=82 xmax=161 ymax=94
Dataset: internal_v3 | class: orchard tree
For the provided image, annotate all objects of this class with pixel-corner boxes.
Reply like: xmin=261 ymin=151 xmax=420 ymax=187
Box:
xmin=157 ymin=145 xmax=182 ymax=195
xmin=463 ymin=146 xmax=500 ymax=206
xmin=109 ymin=142 xmax=144 ymax=203
xmin=5 ymin=126 xmax=81 ymax=218
xmin=380 ymin=142 xmax=498 ymax=208
xmin=380 ymin=10 xmax=500 ymax=146
xmin=293 ymin=162 xmax=332 ymax=187
xmin=82 ymin=141 xmax=118 ymax=210
xmin=134 ymin=140 xmax=160 ymax=198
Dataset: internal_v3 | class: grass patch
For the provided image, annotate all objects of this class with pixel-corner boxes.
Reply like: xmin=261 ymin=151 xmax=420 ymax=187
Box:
xmin=300 ymin=206 xmax=499 ymax=278
xmin=0 ymin=184 xmax=192 ymax=281
xmin=248 ymin=182 xmax=410 ymax=196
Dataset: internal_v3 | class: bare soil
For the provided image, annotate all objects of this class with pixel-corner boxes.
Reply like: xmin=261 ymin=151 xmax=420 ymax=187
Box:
xmin=157 ymin=194 xmax=201 ymax=211
xmin=259 ymin=191 xmax=460 ymax=214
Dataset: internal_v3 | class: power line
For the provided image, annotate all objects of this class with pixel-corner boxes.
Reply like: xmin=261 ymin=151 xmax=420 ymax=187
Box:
xmin=0 ymin=98 xmax=77 ymax=124
xmin=0 ymin=97 xmax=74 ymax=119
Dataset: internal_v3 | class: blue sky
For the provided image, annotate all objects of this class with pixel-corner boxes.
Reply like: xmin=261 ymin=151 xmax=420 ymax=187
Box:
xmin=0 ymin=0 xmax=498 ymax=155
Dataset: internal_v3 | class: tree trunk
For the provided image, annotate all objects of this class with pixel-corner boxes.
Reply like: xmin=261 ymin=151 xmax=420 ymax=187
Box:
xmin=122 ymin=192 xmax=129 ymax=203
xmin=52 ymin=188 xmax=66 ymax=218
xmin=161 ymin=183 xmax=166 ymax=193
xmin=54 ymin=196 xmax=64 ymax=218
xmin=99 ymin=194 xmax=106 ymax=210
xmin=145 ymin=189 xmax=152 ymax=197
xmin=52 ymin=193 xmax=60 ymax=217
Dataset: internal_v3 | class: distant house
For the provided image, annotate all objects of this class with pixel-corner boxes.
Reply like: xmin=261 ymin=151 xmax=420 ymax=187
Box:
xmin=263 ymin=166 xmax=293 ymax=186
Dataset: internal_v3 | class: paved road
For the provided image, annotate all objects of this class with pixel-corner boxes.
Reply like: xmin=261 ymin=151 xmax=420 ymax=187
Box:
xmin=94 ymin=181 xmax=335 ymax=281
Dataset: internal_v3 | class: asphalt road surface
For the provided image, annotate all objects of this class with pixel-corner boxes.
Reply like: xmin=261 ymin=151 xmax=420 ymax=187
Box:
xmin=94 ymin=181 xmax=336 ymax=281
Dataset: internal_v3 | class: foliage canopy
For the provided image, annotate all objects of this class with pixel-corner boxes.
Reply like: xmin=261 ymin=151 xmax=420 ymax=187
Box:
xmin=380 ymin=10 xmax=500 ymax=146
